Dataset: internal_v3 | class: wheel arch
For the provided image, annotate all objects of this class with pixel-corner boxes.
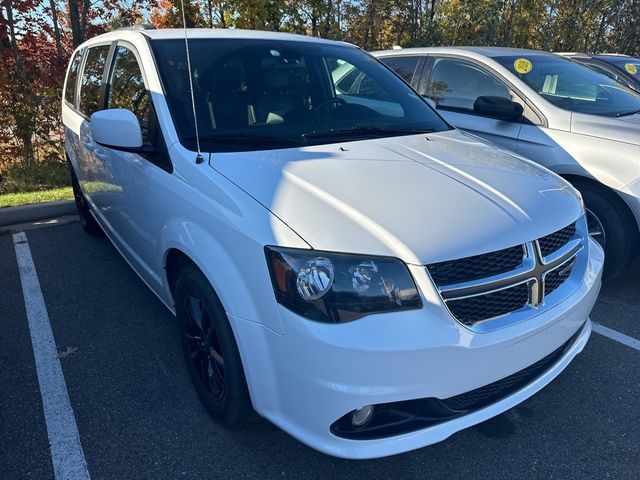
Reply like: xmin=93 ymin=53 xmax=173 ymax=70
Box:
xmin=561 ymin=174 xmax=640 ymax=235
xmin=159 ymin=220 xmax=284 ymax=334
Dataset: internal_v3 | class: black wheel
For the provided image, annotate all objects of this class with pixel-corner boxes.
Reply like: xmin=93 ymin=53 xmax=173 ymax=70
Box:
xmin=68 ymin=161 xmax=102 ymax=236
xmin=175 ymin=265 xmax=253 ymax=426
xmin=575 ymin=181 xmax=638 ymax=281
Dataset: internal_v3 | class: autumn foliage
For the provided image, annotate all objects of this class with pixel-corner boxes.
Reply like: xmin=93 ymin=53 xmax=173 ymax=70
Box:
xmin=0 ymin=0 xmax=150 ymax=193
xmin=1 ymin=1 xmax=639 ymax=194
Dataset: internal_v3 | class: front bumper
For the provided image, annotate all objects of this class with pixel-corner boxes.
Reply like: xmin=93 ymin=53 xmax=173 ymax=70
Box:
xmin=230 ymin=237 xmax=604 ymax=459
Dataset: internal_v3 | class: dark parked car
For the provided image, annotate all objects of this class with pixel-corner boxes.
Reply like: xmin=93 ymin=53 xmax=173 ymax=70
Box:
xmin=558 ymin=53 xmax=640 ymax=92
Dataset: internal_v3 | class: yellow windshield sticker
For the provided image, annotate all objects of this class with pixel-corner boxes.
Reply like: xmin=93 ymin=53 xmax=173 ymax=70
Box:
xmin=514 ymin=58 xmax=533 ymax=74
xmin=625 ymin=63 xmax=638 ymax=75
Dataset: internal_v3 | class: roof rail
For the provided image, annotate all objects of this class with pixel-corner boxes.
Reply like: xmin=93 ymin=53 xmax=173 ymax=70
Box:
xmin=121 ymin=24 xmax=156 ymax=31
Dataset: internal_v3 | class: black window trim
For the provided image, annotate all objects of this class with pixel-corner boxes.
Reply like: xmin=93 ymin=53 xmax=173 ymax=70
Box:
xmin=418 ymin=53 xmax=548 ymax=127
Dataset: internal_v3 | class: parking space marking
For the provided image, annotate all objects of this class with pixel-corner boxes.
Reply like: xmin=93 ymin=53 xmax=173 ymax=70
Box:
xmin=13 ymin=231 xmax=91 ymax=480
xmin=592 ymin=322 xmax=640 ymax=351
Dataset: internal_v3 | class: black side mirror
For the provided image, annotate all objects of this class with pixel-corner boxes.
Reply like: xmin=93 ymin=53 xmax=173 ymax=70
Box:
xmin=473 ymin=96 xmax=524 ymax=121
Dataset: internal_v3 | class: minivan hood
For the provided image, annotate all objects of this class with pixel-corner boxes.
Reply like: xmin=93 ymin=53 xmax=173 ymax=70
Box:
xmin=572 ymin=111 xmax=640 ymax=145
xmin=211 ymin=129 xmax=582 ymax=264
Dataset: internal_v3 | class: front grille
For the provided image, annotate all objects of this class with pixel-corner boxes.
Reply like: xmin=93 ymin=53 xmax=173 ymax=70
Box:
xmin=538 ymin=222 xmax=576 ymax=257
xmin=442 ymin=327 xmax=580 ymax=412
xmin=447 ymin=283 xmax=529 ymax=325
xmin=427 ymin=245 xmax=524 ymax=285
xmin=426 ymin=221 xmax=582 ymax=330
xmin=544 ymin=257 xmax=576 ymax=296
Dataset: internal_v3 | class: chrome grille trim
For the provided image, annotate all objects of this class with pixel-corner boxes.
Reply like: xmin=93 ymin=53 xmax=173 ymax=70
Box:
xmin=427 ymin=220 xmax=585 ymax=332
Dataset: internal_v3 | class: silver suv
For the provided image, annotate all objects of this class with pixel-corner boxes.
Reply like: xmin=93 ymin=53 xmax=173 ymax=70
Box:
xmin=373 ymin=47 xmax=640 ymax=279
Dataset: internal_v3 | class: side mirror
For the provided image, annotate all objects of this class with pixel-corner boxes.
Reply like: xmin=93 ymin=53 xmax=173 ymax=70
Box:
xmin=473 ymin=96 xmax=524 ymax=121
xmin=90 ymin=109 xmax=151 ymax=153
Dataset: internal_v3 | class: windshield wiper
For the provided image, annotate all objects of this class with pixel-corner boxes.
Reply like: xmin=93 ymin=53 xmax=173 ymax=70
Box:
xmin=303 ymin=126 xmax=436 ymax=140
xmin=616 ymin=108 xmax=640 ymax=117
xmin=184 ymin=133 xmax=303 ymax=146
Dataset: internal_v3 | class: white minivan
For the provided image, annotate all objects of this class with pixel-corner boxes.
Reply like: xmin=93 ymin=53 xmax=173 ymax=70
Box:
xmin=63 ymin=27 xmax=603 ymax=459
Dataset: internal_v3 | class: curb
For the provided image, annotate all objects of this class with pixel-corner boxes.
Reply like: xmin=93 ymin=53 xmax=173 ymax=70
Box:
xmin=0 ymin=200 xmax=77 ymax=227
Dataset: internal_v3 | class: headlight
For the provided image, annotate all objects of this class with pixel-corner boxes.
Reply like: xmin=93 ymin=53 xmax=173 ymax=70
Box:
xmin=265 ymin=246 xmax=422 ymax=323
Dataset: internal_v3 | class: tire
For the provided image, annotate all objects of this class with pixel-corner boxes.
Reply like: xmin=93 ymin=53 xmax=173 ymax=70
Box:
xmin=575 ymin=181 xmax=638 ymax=281
xmin=68 ymin=161 xmax=102 ymax=236
xmin=175 ymin=265 xmax=253 ymax=426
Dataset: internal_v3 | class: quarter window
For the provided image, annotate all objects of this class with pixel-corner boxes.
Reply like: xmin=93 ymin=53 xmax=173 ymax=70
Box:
xmin=380 ymin=56 xmax=420 ymax=84
xmin=65 ymin=49 xmax=83 ymax=106
xmin=79 ymin=45 xmax=110 ymax=117
xmin=422 ymin=57 xmax=511 ymax=112
xmin=107 ymin=46 xmax=150 ymax=142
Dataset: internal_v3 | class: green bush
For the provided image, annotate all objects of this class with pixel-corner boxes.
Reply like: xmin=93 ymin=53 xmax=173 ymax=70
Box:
xmin=0 ymin=158 xmax=70 ymax=195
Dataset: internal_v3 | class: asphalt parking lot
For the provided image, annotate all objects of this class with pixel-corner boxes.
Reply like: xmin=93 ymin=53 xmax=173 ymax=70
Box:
xmin=1 ymin=220 xmax=638 ymax=480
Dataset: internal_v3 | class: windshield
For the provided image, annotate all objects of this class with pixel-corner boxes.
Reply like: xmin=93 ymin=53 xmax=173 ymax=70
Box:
xmin=494 ymin=54 xmax=640 ymax=117
xmin=601 ymin=57 xmax=640 ymax=80
xmin=150 ymin=39 xmax=449 ymax=152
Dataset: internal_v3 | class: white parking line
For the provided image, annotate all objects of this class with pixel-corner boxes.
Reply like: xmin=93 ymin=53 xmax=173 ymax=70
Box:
xmin=592 ymin=322 xmax=640 ymax=351
xmin=13 ymin=232 xmax=91 ymax=480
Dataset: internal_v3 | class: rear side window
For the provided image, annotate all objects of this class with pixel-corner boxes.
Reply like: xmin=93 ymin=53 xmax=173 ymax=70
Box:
xmin=107 ymin=46 xmax=151 ymax=142
xmin=381 ymin=56 xmax=420 ymax=84
xmin=65 ymin=49 xmax=83 ymax=106
xmin=79 ymin=45 xmax=110 ymax=117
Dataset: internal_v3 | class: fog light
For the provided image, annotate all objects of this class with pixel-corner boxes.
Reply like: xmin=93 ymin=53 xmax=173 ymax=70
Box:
xmin=351 ymin=405 xmax=375 ymax=427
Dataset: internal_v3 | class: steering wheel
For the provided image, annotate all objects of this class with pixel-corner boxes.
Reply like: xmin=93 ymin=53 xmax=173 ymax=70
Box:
xmin=312 ymin=97 xmax=346 ymax=112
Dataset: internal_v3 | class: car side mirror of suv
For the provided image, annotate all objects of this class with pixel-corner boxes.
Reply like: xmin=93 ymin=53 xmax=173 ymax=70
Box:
xmin=473 ymin=96 xmax=524 ymax=121
xmin=91 ymin=109 xmax=153 ymax=154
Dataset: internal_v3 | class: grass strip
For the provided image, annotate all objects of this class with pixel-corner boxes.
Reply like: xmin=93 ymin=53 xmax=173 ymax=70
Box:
xmin=0 ymin=187 xmax=73 ymax=208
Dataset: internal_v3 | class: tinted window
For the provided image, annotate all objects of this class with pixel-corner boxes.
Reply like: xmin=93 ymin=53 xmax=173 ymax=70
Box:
xmin=494 ymin=54 xmax=640 ymax=117
xmin=602 ymin=57 xmax=640 ymax=79
xmin=65 ymin=49 xmax=83 ymax=106
xmin=422 ymin=57 xmax=510 ymax=111
xmin=79 ymin=45 xmax=110 ymax=117
xmin=582 ymin=62 xmax=619 ymax=80
xmin=151 ymin=39 xmax=449 ymax=152
xmin=107 ymin=46 xmax=150 ymax=142
xmin=381 ymin=56 xmax=420 ymax=84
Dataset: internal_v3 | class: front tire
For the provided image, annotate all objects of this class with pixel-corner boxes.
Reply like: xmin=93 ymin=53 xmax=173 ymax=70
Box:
xmin=575 ymin=181 xmax=637 ymax=280
xmin=68 ymin=162 xmax=102 ymax=236
xmin=175 ymin=265 xmax=253 ymax=426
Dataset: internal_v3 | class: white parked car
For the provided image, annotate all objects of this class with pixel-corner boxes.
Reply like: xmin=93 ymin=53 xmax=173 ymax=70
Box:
xmin=63 ymin=27 xmax=603 ymax=459
xmin=373 ymin=47 xmax=640 ymax=279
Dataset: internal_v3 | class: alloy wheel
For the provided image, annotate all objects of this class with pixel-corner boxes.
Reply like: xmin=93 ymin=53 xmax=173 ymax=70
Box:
xmin=184 ymin=294 xmax=225 ymax=401
xmin=585 ymin=207 xmax=606 ymax=248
